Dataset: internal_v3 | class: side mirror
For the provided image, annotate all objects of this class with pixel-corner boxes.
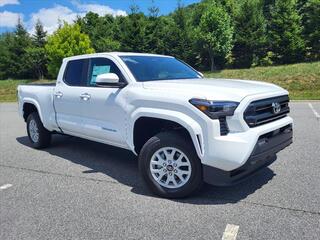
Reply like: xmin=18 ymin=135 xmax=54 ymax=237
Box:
xmin=197 ymin=71 xmax=204 ymax=78
xmin=95 ymin=73 xmax=127 ymax=88
xmin=96 ymin=73 xmax=119 ymax=84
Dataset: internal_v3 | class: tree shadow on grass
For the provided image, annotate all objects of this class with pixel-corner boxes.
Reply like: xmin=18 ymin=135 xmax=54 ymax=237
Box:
xmin=17 ymin=134 xmax=275 ymax=205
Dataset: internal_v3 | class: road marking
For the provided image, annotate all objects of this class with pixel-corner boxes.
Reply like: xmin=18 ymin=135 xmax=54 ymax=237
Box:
xmin=308 ymin=103 xmax=320 ymax=119
xmin=222 ymin=224 xmax=239 ymax=240
xmin=0 ymin=183 xmax=13 ymax=191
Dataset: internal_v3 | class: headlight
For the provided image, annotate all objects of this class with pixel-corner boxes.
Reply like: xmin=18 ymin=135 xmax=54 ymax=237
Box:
xmin=189 ymin=98 xmax=239 ymax=119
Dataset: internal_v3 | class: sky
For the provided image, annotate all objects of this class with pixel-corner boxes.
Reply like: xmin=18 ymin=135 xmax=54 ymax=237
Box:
xmin=0 ymin=0 xmax=201 ymax=34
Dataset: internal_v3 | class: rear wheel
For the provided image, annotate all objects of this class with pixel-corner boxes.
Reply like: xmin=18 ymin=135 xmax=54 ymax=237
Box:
xmin=27 ymin=112 xmax=51 ymax=149
xmin=139 ymin=131 xmax=203 ymax=198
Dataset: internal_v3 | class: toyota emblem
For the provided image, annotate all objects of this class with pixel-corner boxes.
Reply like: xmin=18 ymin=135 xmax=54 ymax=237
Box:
xmin=272 ymin=102 xmax=281 ymax=114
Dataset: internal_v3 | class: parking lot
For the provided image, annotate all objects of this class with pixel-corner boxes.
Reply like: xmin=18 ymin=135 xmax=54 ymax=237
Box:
xmin=0 ymin=102 xmax=319 ymax=240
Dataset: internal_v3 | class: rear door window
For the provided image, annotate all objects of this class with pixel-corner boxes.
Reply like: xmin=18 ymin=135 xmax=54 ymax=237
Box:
xmin=64 ymin=59 xmax=88 ymax=86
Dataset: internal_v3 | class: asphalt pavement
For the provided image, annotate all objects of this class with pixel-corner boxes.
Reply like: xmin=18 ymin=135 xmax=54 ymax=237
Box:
xmin=0 ymin=102 xmax=319 ymax=240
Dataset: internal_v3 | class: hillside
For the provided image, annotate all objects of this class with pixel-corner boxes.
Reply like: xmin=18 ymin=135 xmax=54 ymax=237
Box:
xmin=204 ymin=61 xmax=320 ymax=100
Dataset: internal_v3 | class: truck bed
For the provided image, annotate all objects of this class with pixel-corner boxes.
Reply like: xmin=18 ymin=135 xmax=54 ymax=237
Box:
xmin=18 ymin=83 xmax=57 ymax=131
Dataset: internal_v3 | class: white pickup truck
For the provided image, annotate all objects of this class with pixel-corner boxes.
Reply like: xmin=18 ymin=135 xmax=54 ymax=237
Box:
xmin=18 ymin=52 xmax=293 ymax=198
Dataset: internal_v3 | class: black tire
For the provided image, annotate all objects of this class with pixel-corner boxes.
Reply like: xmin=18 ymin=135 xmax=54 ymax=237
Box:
xmin=139 ymin=131 xmax=203 ymax=198
xmin=26 ymin=112 xmax=51 ymax=149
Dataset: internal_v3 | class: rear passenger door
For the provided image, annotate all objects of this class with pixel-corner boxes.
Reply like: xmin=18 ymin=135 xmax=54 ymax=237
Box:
xmin=54 ymin=58 xmax=88 ymax=135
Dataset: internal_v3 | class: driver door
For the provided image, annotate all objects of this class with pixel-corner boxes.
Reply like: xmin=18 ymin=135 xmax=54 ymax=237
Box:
xmin=79 ymin=57 xmax=128 ymax=147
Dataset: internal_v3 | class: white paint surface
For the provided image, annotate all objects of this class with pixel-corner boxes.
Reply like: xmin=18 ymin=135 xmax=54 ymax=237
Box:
xmin=0 ymin=183 xmax=13 ymax=191
xmin=222 ymin=224 xmax=239 ymax=240
xmin=308 ymin=103 xmax=320 ymax=119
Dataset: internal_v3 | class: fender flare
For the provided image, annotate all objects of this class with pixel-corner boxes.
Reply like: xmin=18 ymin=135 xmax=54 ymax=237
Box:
xmin=21 ymin=98 xmax=44 ymax=123
xmin=128 ymin=107 xmax=204 ymax=159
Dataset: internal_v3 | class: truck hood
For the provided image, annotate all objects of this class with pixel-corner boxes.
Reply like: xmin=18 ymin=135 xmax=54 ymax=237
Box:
xmin=142 ymin=78 xmax=286 ymax=102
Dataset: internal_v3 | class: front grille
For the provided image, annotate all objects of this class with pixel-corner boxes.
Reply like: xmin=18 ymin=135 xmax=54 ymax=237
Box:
xmin=219 ymin=117 xmax=229 ymax=135
xmin=244 ymin=95 xmax=290 ymax=127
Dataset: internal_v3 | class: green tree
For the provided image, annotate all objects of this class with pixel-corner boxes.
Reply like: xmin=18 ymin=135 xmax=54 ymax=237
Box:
xmin=6 ymin=18 xmax=33 ymax=78
xmin=33 ymin=19 xmax=47 ymax=47
xmin=118 ymin=5 xmax=147 ymax=52
xmin=297 ymin=0 xmax=308 ymax=10
xmin=77 ymin=12 xmax=121 ymax=52
xmin=215 ymin=0 xmax=240 ymax=18
xmin=233 ymin=0 xmax=267 ymax=68
xmin=164 ymin=3 xmax=196 ymax=65
xmin=196 ymin=4 xmax=234 ymax=70
xmin=269 ymin=0 xmax=305 ymax=64
xmin=25 ymin=20 xmax=48 ymax=79
xmin=45 ymin=22 xmax=94 ymax=78
xmin=0 ymin=33 xmax=14 ymax=79
xmin=144 ymin=3 xmax=166 ymax=54
xmin=301 ymin=0 xmax=320 ymax=60
xmin=25 ymin=47 xmax=47 ymax=79
xmin=263 ymin=0 xmax=276 ymax=21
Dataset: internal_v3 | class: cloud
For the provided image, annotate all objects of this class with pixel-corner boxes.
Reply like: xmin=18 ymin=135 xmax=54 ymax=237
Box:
xmin=0 ymin=11 xmax=22 ymax=27
xmin=27 ymin=2 xmax=127 ymax=34
xmin=28 ymin=5 xmax=78 ymax=34
xmin=0 ymin=0 xmax=19 ymax=7
xmin=72 ymin=0 xmax=127 ymax=17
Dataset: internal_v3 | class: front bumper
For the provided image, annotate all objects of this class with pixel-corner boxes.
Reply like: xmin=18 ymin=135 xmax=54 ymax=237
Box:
xmin=203 ymin=123 xmax=293 ymax=186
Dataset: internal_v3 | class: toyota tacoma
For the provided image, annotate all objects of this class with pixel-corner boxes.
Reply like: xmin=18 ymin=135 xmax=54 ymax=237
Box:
xmin=17 ymin=52 xmax=293 ymax=198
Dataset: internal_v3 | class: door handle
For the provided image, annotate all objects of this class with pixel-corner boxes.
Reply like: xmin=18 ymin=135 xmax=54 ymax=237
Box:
xmin=80 ymin=93 xmax=91 ymax=101
xmin=54 ymin=91 xmax=63 ymax=98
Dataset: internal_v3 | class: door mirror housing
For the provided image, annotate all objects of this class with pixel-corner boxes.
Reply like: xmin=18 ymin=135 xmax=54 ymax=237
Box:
xmin=95 ymin=73 xmax=127 ymax=88
xmin=96 ymin=73 xmax=119 ymax=84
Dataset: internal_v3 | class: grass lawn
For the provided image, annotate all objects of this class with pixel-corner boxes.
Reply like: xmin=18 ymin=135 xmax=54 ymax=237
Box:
xmin=0 ymin=61 xmax=319 ymax=102
xmin=204 ymin=61 xmax=320 ymax=100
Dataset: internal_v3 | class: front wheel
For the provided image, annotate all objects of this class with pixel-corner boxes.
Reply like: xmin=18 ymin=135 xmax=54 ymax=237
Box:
xmin=27 ymin=112 xmax=51 ymax=149
xmin=139 ymin=131 xmax=203 ymax=198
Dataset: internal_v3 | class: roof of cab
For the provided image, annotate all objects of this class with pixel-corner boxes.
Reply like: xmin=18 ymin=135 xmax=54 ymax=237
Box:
xmin=63 ymin=52 xmax=173 ymax=62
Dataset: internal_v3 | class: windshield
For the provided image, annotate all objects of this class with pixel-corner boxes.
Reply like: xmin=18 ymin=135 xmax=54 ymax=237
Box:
xmin=120 ymin=56 xmax=202 ymax=82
